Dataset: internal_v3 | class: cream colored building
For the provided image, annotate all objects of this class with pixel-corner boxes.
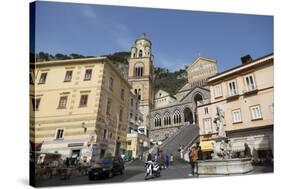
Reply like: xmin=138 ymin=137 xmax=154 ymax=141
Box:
xmin=126 ymin=132 xmax=149 ymax=160
xmin=197 ymin=53 xmax=274 ymax=160
xmin=128 ymin=91 xmax=143 ymax=134
xmin=126 ymin=92 xmax=150 ymax=159
xmin=30 ymin=57 xmax=131 ymax=161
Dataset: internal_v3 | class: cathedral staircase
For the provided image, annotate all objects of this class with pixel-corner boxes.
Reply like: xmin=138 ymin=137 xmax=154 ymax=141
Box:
xmin=149 ymin=124 xmax=199 ymax=159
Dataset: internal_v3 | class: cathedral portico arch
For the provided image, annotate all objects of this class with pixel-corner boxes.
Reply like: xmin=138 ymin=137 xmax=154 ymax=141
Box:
xmin=183 ymin=106 xmax=193 ymax=124
xmin=193 ymin=92 xmax=203 ymax=124
xmin=192 ymin=92 xmax=204 ymax=105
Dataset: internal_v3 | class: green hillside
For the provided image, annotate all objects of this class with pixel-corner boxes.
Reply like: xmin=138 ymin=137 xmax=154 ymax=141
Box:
xmin=154 ymin=67 xmax=187 ymax=95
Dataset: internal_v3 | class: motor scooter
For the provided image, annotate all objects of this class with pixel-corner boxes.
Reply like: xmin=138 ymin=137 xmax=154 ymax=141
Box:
xmin=144 ymin=160 xmax=161 ymax=180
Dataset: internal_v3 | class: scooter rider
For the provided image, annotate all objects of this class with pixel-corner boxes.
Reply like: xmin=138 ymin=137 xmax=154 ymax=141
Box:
xmin=145 ymin=159 xmax=161 ymax=179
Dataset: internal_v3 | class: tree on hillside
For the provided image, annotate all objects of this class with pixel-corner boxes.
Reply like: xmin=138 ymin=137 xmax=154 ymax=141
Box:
xmin=70 ymin=53 xmax=85 ymax=59
xmin=55 ymin=53 xmax=70 ymax=60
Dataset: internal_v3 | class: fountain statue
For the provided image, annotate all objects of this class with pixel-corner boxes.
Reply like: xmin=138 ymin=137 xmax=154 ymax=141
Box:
xmin=214 ymin=106 xmax=226 ymax=138
xmin=212 ymin=106 xmax=232 ymax=159
xmin=197 ymin=106 xmax=253 ymax=175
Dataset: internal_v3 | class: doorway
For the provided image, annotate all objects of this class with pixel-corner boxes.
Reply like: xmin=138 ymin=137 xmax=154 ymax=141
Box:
xmin=184 ymin=107 xmax=193 ymax=124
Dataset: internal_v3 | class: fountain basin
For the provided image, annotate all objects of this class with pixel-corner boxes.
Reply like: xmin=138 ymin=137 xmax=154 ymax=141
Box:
xmin=198 ymin=158 xmax=253 ymax=175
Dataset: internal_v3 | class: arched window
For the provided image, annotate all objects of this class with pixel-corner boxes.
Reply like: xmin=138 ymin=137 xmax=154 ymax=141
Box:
xmin=163 ymin=112 xmax=171 ymax=126
xmin=139 ymin=50 xmax=143 ymax=57
xmin=135 ymin=62 xmax=144 ymax=77
xmin=154 ymin=114 xmax=162 ymax=127
xmin=173 ymin=110 xmax=182 ymax=124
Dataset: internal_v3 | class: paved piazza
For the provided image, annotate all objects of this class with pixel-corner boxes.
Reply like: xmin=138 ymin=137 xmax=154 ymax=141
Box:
xmin=36 ymin=160 xmax=273 ymax=187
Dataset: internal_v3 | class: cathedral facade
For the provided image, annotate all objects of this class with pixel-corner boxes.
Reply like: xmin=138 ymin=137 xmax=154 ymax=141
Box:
xmin=149 ymin=57 xmax=218 ymax=143
xmin=127 ymin=34 xmax=218 ymax=143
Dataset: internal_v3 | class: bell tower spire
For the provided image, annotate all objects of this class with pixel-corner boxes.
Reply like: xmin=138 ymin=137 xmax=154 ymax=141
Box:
xmin=128 ymin=33 xmax=154 ymax=136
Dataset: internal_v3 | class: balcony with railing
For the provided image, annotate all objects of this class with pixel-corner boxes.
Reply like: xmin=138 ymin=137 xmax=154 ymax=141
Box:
xmin=226 ymin=90 xmax=240 ymax=101
xmin=243 ymin=84 xmax=258 ymax=95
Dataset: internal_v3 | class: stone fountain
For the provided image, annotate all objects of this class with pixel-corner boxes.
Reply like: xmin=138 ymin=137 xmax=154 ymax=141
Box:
xmin=197 ymin=106 xmax=253 ymax=175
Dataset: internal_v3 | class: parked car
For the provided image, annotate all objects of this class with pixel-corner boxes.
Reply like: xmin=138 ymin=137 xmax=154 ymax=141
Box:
xmin=88 ymin=156 xmax=124 ymax=180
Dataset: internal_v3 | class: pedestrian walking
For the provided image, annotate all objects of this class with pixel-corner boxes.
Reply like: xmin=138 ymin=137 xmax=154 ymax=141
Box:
xmin=170 ymin=153 xmax=174 ymax=165
xmin=189 ymin=144 xmax=199 ymax=176
xmin=163 ymin=153 xmax=169 ymax=168
xmin=178 ymin=145 xmax=184 ymax=159
xmin=158 ymin=152 xmax=165 ymax=169
xmin=187 ymin=147 xmax=193 ymax=176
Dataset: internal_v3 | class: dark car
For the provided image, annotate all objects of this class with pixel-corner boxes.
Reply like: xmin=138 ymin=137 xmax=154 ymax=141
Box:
xmin=88 ymin=156 xmax=125 ymax=180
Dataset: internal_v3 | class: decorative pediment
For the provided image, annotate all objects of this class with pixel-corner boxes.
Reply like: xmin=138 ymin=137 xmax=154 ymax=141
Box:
xmin=186 ymin=57 xmax=217 ymax=84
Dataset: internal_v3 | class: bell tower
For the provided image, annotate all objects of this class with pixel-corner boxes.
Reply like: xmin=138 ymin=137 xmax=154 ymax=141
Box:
xmin=128 ymin=33 xmax=154 ymax=136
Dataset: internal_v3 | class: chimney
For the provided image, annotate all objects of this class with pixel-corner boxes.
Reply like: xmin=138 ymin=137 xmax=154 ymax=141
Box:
xmin=240 ymin=54 xmax=253 ymax=65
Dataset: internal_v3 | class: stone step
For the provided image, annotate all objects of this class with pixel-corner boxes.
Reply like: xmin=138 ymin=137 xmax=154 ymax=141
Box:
xmin=148 ymin=124 xmax=199 ymax=157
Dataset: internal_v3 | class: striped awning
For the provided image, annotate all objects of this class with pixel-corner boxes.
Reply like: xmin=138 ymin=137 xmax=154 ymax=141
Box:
xmin=201 ymin=140 xmax=215 ymax=152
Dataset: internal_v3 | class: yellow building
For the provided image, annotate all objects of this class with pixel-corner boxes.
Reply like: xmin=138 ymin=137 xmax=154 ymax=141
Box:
xmin=197 ymin=53 xmax=274 ymax=161
xmin=30 ymin=57 xmax=131 ymax=161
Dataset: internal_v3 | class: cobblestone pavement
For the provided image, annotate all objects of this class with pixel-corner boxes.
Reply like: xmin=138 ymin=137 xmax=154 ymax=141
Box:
xmin=36 ymin=160 xmax=273 ymax=187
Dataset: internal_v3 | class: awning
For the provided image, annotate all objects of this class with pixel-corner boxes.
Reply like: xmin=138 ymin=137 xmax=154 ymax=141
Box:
xmin=231 ymin=142 xmax=245 ymax=152
xmin=200 ymin=140 xmax=215 ymax=152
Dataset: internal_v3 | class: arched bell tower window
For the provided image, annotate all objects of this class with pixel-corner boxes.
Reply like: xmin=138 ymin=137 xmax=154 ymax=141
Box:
xmin=135 ymin=62 xmax=144 ymax=77
xmin=138 ymin=89 xmax=141 ymax=100
xmin=139 ymin=50 xmax=143 ymax=57
xmin=134 ymin=88 xmax=142 ymax=100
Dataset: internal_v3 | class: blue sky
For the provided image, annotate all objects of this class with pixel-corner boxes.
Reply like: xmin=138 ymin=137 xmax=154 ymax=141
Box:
xmin=34 ymin=1 xmax=273 ymax=72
